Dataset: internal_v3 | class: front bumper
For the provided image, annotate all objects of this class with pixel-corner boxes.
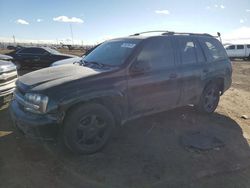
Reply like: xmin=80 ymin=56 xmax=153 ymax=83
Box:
xmin=9 ymin=99 xmax=59 ymax=140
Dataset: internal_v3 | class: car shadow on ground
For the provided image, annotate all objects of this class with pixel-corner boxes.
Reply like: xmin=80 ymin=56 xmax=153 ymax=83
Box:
xmin=0 ymin=106 xmax=250 ymax=188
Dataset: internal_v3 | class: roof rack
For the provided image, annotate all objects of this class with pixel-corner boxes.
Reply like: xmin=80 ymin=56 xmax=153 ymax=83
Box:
xmin=131 ymin=30 xmax=215 ymax=37
xmin=130 ymin=30 xmax=172 ymax=36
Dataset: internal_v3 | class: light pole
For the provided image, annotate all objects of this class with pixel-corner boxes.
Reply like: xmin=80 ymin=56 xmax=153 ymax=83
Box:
xmin=69 ymin=23 xmax=74 ymax=45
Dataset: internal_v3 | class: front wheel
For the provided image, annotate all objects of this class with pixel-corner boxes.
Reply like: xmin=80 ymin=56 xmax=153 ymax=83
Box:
xmin=63 ymin=103 xmax=115 ymax=154
xmin=196 ymin=83 xmax=220 ymax=114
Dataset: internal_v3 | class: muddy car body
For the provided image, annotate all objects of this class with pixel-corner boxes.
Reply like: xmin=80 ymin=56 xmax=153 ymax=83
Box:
xmin=10 ymin=32 xmax=232 ymax=154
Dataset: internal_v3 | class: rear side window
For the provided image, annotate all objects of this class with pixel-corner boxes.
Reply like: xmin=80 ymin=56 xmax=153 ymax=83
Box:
xmin=177 ymin=37 xmax=206 ymax=65
xmin=136 ymin=38 xmax=175 ymax=70
xmin=18 ymin=48 xmax=34 ymax=54
xmin=237 ymin=45 xmax=244 ymax=49
xmin=178 ymin=39 xmax=197 ymax=65
xmin=200 ymin=38 xmax=227 ymax=61
xmin=247 ymin=45 xmax=250 ymax=48
xmin=226 ymin=45 xmax=235 ymax=50
xmin=32 ymin=48 xmax=47 ymax=54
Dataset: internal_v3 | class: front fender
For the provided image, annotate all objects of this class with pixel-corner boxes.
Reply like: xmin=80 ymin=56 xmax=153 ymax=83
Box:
xmin=58 ymin=89 xmax=125 ymax=112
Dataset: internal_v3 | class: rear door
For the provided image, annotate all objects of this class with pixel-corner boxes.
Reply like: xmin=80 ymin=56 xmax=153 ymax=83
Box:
xmin=127 ymin=37 xmax=181 ymax=116
xmin=176 ymin=36 xmax=207 ymax=105
xmin=235 ymin=45 xmax=245 ymax=57
xmin=225 ymin=45 xmax=236 ymax=57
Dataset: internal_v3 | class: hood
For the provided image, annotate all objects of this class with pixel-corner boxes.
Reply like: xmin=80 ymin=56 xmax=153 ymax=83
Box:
xmin=0 ymin=60 xmax=16 ymax=73
xmin=59 ymin=53 xmax=78 ymax=58
xmin=0 ymin=54 xmax=13 ymax=61
xmin=51 ymin=57 xmax=82 ymax=67
xmin=17 ymin=64 xmax=103 ymax=92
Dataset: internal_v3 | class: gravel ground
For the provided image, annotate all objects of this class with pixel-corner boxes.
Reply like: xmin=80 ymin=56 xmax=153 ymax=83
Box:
xmin=0 ymin=60 xmax=250 ymax=188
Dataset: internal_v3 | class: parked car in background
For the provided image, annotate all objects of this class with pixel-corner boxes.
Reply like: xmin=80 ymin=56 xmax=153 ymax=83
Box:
xmin=0 ymin=59 xmax=17 ymax=107
xmin=10 ymin=31 xmax=232 ymax=154
xmin=9 ymin=47 xmax=77 ymax=69
xmin=51 ymin=56 xmax=82 ymax=67
xmin=224 ymin=44 xmax=250 ymax=60
xmin=51 ymin=43 xmax=101 ymax=66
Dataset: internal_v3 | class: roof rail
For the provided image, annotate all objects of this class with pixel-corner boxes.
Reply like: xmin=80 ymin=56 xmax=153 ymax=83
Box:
xmin=130 ymin=30 xmax=172 ymax=36
xmin=162 ymin=32 xmax=214 ymax=37
xmin=131 ymin=31 xmax=215 ymax=37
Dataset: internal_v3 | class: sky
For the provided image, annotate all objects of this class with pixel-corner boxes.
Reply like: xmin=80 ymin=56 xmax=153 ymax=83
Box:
xmin=0 ymin=0 xmax=250 ymax=45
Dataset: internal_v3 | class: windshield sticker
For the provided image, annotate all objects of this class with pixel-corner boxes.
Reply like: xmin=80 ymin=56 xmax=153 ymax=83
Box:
xmin=121 ymin=43 xmax=136 ymax=48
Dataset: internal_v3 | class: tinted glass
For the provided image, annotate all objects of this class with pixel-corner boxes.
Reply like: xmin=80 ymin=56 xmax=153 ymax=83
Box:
xmin=227 ymin=45 xmax=235 ymax=50
xmin=18 ymin=48 xmax=46 ymax=54
xmin=84 ymin=39 xmax=141 ymax=66
xmin=194 ymin=41 xmax=206 ymax=63
xmin=135 ymin=38 xmax=175 ymax=70
xmin=32 ymin=48 xmax=47 ymax=54
xmin=237 ymin=45 xmax=244 ymax=49
xmin=247 ymin=45 xmax=250 ymax=48
xmin=178 ymin=38 xmax=197 ymax=65
xmin=201 ymin=38 xmax=227 ymax=61
xmin=18 ymin=48 xmax=34 ymax=54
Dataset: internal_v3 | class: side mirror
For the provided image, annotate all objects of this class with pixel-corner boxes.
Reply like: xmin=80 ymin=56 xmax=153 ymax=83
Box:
xmin=130 ymin=60 xmax=151 ymax=74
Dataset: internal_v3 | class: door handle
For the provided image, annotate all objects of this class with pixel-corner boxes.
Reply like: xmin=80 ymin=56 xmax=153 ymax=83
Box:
xmin=169 ymin=73 xmax=178 ymax=79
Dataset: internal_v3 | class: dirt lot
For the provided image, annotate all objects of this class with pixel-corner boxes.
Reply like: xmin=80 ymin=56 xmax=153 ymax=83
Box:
xmin=0 ymin=60 xmax=250 ymax=188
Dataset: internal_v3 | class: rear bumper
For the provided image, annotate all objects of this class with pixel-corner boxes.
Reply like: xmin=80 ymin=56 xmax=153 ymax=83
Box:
xmin=9 ymin=100 xmax=59 ymax=140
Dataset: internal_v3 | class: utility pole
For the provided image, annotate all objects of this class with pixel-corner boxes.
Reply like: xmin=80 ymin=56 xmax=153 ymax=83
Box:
xmin=69 ymin=23 xmax=74 ymax=45
xmin=13 ymin=35 xmax=16 ymax=45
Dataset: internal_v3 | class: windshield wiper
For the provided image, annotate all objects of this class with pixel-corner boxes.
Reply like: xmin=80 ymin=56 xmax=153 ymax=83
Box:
xmin=79 ymin=60 xmax=110 ymax=68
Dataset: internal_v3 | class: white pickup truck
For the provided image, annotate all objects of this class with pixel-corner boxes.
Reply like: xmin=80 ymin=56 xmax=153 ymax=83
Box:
xmin=0 ymin=54 xmax=17 ymax=107
xmin=224 ymin=44 xmax=250 ymax=60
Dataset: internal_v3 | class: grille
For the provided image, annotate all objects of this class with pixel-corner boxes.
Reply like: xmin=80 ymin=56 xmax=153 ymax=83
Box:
xmin=0 ymin=70 xmax=17 ymax=97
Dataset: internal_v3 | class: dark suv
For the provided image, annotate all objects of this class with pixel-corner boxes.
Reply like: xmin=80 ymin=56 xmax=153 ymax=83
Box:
xmin=10 ymin=31 xmax=232 ymax=154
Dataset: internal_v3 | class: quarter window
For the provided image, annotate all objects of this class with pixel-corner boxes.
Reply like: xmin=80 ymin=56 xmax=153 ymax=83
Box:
xmin=201 ymin=38 xmax=227 ymax=61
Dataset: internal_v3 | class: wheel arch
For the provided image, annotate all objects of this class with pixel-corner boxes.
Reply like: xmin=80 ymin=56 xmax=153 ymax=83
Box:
xmin=60 ymin=91 xmax=124 ymax=126
xmin=204 ymin=77 xmax=224 ymax=95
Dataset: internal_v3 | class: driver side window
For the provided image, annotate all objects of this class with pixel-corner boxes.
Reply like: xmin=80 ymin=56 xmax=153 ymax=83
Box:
xmin=135 ymin=38 xmax=175 ymax=71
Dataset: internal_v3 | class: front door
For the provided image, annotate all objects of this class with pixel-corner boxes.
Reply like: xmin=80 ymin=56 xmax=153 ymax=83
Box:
xmin=127 ymin=37 xmax=182 ymax=117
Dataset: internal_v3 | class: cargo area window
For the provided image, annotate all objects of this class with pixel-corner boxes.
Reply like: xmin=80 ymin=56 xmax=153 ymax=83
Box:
xmin=201 ymin=38 xmax=227 ymax=61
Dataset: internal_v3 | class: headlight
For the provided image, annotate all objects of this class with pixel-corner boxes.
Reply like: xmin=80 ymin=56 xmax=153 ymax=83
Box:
xmin=25 ymin=93 xmax=49 ymax=113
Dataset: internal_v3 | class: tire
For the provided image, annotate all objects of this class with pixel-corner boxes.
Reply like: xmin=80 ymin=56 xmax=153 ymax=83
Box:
xmin=196 ymin=83 xmax=220 ymax=114
xmin=63 ymin=103 xmax=115 ymax=154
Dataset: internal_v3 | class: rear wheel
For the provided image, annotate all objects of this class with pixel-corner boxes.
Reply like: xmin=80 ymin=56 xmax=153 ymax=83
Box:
xmin=196 ymin=83 xmax=220 ymax=114
xmin=63 ymin=103 xmax=115 ymax=154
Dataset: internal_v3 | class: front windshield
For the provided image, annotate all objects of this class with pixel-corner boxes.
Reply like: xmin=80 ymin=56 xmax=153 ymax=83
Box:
xmin=44 ymin=47 xmax=61 ymax=55
xmin=84 ymin=39 xmax=141 ymax=66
